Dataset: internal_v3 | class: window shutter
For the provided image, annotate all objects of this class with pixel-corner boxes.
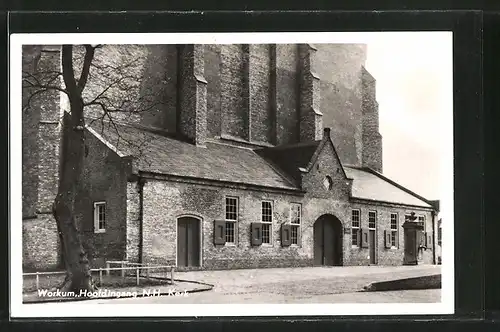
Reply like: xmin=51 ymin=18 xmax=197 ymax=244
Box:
xmin=213 ymin=220 xmax=226 ymax=245
xmin=395 ymin=231 xmax=399 ymax=248
xmin=384 ymin=230 xmax=391 ymax=249
xmin=361 ymin=229 xmax=369 ymax=248
xmin=251 ymin=223 xmax=262 ymax=246
xmin=426 ymin=232 xmax=433 ymax=249
xmin=88 ymin=204 xmax=96 ymax=233
xmin=281 ymin=224 xmax=291 ymax=247
xmin=419 ymin=231 xmax=425 ymax=246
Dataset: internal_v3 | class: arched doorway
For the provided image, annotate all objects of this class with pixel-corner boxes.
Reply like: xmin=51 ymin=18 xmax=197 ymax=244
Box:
xmin=313 ymin=214 xmax=343 ymax=266
xmin=177 ymin=216 xmax=201 ymax=267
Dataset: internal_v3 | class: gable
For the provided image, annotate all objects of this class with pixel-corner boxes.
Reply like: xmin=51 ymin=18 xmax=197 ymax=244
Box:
xmin=307 ymin=138 xmax=348 ymax=180
xmin=301 ymin=137 xmax=351 ymax=200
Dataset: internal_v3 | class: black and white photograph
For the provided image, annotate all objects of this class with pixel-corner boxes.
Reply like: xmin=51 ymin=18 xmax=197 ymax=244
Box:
xmin=10 ymin=32 xmax=454 ymax=317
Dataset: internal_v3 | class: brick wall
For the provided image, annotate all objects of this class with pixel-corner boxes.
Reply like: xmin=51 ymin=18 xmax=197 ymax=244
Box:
xmin=346 ymin=201 xmax=434 ymax=266
xmin=275 ymin=44 xmax=300 ymax=145
xmin=126 ymin=181 xmax=141 ymax=262
xmin=249 ymin=44 xmax=274 ymax=144
xmin=73 ymin=128 xmax=129 ymax=267
xmin=22 ymin=46 xmax=63 ymax=271
xmin=221 ymin=45 xmax=249 ymax=140
xmin=298 ymin=44 xmax=323 ymax=142
xmin=22 ymin=45 xmax=42 ymax=218
xmin=66 ymin=43 xmax=375 ymax=162
xmin=22 ymin=214 xmax=61 ymax=271
xmin=178 ymin=45 xmax=208 ymax=146
xmin=133 ymin=126 xmax=433 ymax=270
xmin=361 ymin=66 xmax=383 ymax=172
xmin=204 ymin=45 xmax=222 ymax=137
xmin=139 ymin=178 xmax=312 ymax=269
xmin=300 ymin=138 xmax=351 ymax=202
xmin=315 ymin=44 xmax=367 ymax=166
xmin=72 ymin=45 xmax=173 ymax=129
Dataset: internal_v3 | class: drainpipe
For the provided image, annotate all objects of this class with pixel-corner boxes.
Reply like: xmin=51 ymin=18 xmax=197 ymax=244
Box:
xmin=138 ymin=177 xmax=146 ymax=264
xmin=431 ymin=210 xmax=436 ymax=265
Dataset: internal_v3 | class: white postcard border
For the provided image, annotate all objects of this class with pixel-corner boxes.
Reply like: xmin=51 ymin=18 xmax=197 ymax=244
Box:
xmin=10 ymin=32 xmax=454 ymax=318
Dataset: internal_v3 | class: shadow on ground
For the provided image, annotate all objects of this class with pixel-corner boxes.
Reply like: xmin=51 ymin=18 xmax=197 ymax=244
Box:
xmin=363 ymin=274 xmax=441 ymax=292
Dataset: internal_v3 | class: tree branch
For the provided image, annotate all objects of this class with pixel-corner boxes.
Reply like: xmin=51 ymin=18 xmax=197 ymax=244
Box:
xmin=77 ymin=45 xmax=96 ymax=93
xmin=23 ymin=80 xmax=68 ymax=95
xmin=83 ymin=74 xmax=139 ymax=107
xmin=62 ymin=45 xmax=78 ymax=96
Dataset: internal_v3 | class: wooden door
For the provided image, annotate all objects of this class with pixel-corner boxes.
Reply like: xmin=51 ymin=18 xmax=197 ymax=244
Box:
xmin=404 ymin=228 xmax=418 ymax=265
xmin=314 ymin=217 xmax=342 ymax=266
xmin=177 ymin=217 xmax=200 ymax=267
xmin=313 ymin=219 xmax=323 ymax=265
xmin=369 ymin=230 xmax=377 ymax=264
xmin=323 ymin=219 xmax=335 ymax=266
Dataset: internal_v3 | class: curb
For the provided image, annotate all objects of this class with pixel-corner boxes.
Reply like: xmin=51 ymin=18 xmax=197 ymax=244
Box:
xmin=23 ymin=278 xmax=214 ymax=304
xmin=362 ymin=274 xmax=441 ymax=292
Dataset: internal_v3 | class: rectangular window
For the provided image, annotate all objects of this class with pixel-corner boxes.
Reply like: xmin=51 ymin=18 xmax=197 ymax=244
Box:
xmin=418 ymin=215 xmax=426 ymax=231
xmin=390 ymin=213 xmax=398 ymax=247
xmin=225 ymin=197 xmax=238 ymax=244
xmin=261 ymin=201 xmax=273 ymax=244
xmin=94 ymin=202 xmax=106 ymax=233
xmin=351 ymin=209 xmax=361 ymax=246
xmin=290 ymin=203 xmax=301 ymax=245
xmin=368 ymin=211 xmax=377 ymax=229
xmin=438 ymin=227 xmax=442 ymax=246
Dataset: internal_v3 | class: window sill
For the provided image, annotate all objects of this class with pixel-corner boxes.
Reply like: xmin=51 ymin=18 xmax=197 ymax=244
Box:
xmin=261 ymin=243 xmax=273 ymax=247
xmin=351 ymin=245 xmax=360 ymax=249
xmin=225 ymin=243 xmax=237 ymax=247
xmin=94 ymin=230 xmax=106 ymax=234
xmin=290 ymin=244 xmax=300 ymax=248
xmin=391 ymin=246 xmax=398 ymax=250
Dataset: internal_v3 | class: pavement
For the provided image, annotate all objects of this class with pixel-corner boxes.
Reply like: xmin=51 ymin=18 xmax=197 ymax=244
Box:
xmin=81 ymin=288 xmax=441 ymax=304
xmin=23 ymin=277 xmax=213 ymax=303
xmin=78 ymin=264 xmax=441 ymax=304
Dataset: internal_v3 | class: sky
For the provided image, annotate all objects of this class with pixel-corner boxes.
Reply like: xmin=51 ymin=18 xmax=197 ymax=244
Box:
xmin=364 ymin=32 xmax=453 ymax=206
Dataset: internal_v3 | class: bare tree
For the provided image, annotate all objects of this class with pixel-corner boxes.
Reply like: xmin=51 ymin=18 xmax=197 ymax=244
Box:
xmin=23 ymin=44 xmax=163 ymax=293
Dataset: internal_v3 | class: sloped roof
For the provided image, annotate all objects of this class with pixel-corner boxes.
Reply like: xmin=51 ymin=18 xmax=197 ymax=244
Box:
xmin=344 ymin=166 xmax=433 ymax=208
xmin=87 ymin=121 xmax=299 ymax=191
xmin=87 ymin=121 xmax=434 ymax=208
xmin=255 ymin=140 xmax=321 ymax=183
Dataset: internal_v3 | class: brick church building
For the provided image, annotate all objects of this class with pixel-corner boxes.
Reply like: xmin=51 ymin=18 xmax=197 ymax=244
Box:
xmin=22 ymin=43 xmax=439 ymax=271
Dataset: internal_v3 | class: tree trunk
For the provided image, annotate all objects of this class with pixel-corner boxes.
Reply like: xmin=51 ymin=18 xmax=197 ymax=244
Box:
xmin=53 ymin=106 xmax=94 ymax=293
xmin=51 ymin=45 xmax=96 ymax=294
xmin=52 ymin=97 xmax=94 ymax=293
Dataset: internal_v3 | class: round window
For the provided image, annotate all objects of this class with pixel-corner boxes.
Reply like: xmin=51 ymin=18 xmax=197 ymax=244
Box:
xmin=323 ymin=176 xmax=333 ymax=190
